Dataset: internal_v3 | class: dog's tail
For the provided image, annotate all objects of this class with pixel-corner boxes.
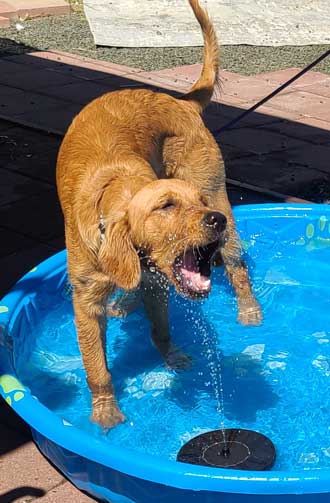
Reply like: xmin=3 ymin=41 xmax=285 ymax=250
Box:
xmin=181 ymin=0 xmax=219 ymax=113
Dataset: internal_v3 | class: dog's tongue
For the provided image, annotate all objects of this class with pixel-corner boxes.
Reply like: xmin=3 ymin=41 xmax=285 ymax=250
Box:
xmin=180 ymin=268 xmax=211 ymax=292
xmin=181 ymin=250 xmax=210 ymax=293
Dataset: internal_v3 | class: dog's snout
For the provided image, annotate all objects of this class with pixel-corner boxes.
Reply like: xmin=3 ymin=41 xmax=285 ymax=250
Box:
xmin=202 ymin=211 xmax=227 ymax=232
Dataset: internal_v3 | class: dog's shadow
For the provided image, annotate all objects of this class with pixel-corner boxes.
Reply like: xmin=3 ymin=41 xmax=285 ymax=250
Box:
xmin=110 ymin=264 xmax=278 ymax=424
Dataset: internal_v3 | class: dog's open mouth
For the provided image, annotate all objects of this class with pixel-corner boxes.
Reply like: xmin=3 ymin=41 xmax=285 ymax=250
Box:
xmin=173 ymin=240 xmax=219 ymax=298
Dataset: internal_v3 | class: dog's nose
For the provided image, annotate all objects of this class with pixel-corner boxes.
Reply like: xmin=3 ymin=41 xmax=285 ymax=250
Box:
xmin=202 ymin=211 xmax=227 ymax=232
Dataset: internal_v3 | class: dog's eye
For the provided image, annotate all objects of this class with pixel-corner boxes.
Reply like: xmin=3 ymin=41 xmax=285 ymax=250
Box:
xmin=159 ymin=201 xmax=176 ymax=211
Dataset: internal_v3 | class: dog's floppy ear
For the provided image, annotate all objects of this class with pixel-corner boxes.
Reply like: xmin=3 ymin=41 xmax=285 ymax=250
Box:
xmin=98 ymin=215 xmax=141 ymax=290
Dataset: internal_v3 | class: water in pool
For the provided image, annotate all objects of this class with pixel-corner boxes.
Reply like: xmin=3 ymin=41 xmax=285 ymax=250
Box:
xmin=15 ymin=219 xmax=330 ymax=471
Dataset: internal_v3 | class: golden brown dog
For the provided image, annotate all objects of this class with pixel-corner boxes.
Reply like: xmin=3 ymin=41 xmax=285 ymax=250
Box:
xmin=56 ymin=0 xmax=262 ymax=429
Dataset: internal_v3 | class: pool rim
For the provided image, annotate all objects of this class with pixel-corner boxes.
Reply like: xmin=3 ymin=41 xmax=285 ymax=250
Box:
xmin=1 ymin=203 xmax=330 ymax=495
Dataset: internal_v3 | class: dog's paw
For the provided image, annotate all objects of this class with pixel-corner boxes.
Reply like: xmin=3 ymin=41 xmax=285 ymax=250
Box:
xmin=165 ymin=346 xmax=192 ymax=371
xmin=107 ymin=302 xmax=127 ymax=318
xmin=238 ymin=299 xmax=262 ymax=326
xmin=91 ymin=396 xmax=126 ymax=429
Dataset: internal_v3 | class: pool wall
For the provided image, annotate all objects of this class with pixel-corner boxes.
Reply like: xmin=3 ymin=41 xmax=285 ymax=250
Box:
xmin=1 ymin=204 xmax=330 ymax=502
xmin=32 ymin=430 xmax=330 ymax=503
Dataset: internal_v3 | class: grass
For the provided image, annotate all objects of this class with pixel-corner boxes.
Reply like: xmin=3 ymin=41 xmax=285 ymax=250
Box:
xmin=67 ymin=0 xmax=84 ymax=14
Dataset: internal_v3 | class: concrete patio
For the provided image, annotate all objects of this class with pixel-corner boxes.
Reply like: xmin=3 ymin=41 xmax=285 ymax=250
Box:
xmin=0 ymin=45 xmax=329 ymax=502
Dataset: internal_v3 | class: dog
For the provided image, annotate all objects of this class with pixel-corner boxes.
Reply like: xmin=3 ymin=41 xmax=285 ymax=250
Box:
xmin=56 ymin=0 xmax=262 ymax=429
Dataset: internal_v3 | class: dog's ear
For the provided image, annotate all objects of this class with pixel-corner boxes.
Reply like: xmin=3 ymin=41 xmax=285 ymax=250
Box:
xmin=76 ymin=204 xmax=101 ymax=259
xmin=98 ymin=215 xmax=141 ymax=290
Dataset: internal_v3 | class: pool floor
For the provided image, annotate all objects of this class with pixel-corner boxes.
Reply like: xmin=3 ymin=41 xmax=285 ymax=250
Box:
xmin=15 ymin=225 xmax=330 ymax=472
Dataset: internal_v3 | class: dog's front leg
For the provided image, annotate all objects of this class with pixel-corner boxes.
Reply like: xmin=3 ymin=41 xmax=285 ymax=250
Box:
xmin=72 ymin=282 xmax=125 ymax=429
xmin=211 ymin=191 xmax=262 ymax=326
xmin=141 ymin=272 xmax=191 ymax=370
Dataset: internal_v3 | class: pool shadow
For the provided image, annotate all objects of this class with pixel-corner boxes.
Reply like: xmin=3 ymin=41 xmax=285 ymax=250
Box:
xmin=21 ymin=367 xmax=81 ymax=412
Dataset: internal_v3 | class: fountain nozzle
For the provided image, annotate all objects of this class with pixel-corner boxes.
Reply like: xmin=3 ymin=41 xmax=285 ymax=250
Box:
xmin=221 ymin=447 xmax=230 ymax=458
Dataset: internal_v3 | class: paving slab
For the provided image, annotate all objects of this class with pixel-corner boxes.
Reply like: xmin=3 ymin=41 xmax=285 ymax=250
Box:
xmin=0 ymin=165 xmax=53 ymax=205
xmin=262 ymin=90 xmax=330 ymax=123
xmin=0 ymin=148 xmax=59 ymax=184
xmin=42 ymin=79 xmax=115 ymax=105
xmin=226 ymin=153 xmax=330 ymax=202
xmin=4 ymin=50 xmax=141 ymax=77
xmin=0 ymin=123 xmax=61 ymax=152
xmin=0 ymin=66 xmax=83 ymax=91
xmin=0 ymin=0 xmax=70 ymax=20
xmin=253 ymin=117 xmax=330 ymax=146
xmin=0 ymin=241 xmax=60 ymax=298
xmin=0 ymin=188 xmax=64 ymax=241
xmin=0 ymin=85 xmax=73 ymax=118
xmin=0 ymin=225 xmax=40 ymax=257
xmin=0 ymin=14 xmax=9 ymax=27
xmin=0 ymin=124 xmax=61 ymax=182
xmin=0 ymin=425 xmax=65 ymax=503
xmin=0 ymin=59 xmax=38 ymax=75
xmin=15 ymin=102 xmax=82 ymax=135
xmin=36 ymin=480 xmax=97 ymax=502
xmin=254 ymin=68 xmax=330 ymax=88
xmin=218 ymin=127 xmax=311 ymax=156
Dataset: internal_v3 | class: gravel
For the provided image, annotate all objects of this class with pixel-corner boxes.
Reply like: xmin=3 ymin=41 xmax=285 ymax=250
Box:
xmin=0 ymin=12 xmax=329 ymax=74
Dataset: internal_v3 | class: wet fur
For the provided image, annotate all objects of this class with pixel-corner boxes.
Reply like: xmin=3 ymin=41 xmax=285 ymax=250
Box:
xmin=56 ymin=0 xmax=261 ymax=428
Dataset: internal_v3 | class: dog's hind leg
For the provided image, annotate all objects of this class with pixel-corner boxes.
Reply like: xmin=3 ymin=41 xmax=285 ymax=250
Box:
xmin=107 ymin=288 xmax=143 ymax=318
xmin=141 ymin=271 xmax=192 ymax=370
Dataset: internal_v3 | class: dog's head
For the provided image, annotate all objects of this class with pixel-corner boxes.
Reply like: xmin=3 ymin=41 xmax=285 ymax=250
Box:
xmin=93 ymin=178 xmax=226 ymax=299
xmin=128 ymin=179 xmax=226 ymax=298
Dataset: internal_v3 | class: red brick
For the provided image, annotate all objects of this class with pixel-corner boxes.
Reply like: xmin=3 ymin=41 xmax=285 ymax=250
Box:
xmin=6 ymin=50 xmax=140 ymax=82
xmin=219 ymin=76 xmax=280 ymax=103
xmin=274 ymin=142 xmax=330 ymax=175
xmin=0 ymin=1 xmax=16 ymax=17
xmin=258 ymin=116 xmax=330 ymax=145
xmin=226 ymin=153 xmax=328 ymax=201
xmin=127 ymin=70 xmax=188 ymax=92
xmin=212 ymin=92 xmax=249 ymax=107
xmin=13 ymin=0 xmax=70 ymax=18
xmin=219 ymin=127 xmax=309 ymax=155
xmin=255 ymin=68 xmax=329 ymax=88
xmin=0 ymin=15 xmax=10 ymax=26
xmin=253 ymin=104 xmax=306 ymax=122
xmin=0 ymin=67 xmax=81 ymax=91
xmin=262 ymin=90 xmax=330 ymax=123
xmin=297 ymin=115 xmax=330 ymax=129
xmin=44 ymin=50 xmax=140 ymax=76
xmin=12 ymin=102 xmax=82 ymax=135
xmin=152 ymin=65 xmax=246 ymax=87
xmin=153 ymin=63 xmax=202 ymax=83
xmin=293 ymin=81 xmax=330 ymax=98
xmin=0 ymin=59 xmax=34 ymax=75
xmin=41 ymin=80 xmax=111 ymax=104
xmin=0 ymin=85 xmax=70 ymax=116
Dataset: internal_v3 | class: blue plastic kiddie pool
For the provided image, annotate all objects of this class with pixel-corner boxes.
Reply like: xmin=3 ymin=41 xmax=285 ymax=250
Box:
xmin=1 ymin=204 xmax=330 ymax=502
